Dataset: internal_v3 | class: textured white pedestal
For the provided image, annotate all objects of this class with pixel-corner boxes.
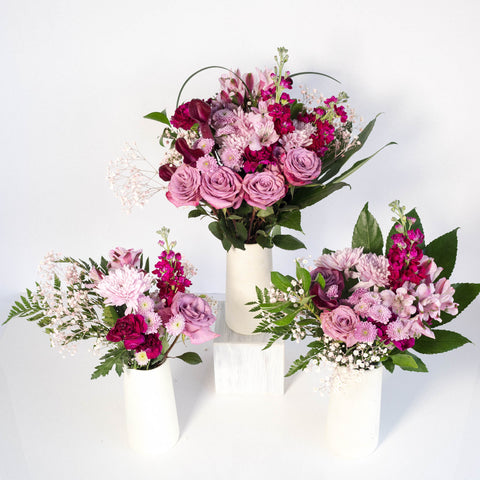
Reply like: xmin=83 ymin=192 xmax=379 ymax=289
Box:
xmin=214 ymin=301 xmax=284 ymax=395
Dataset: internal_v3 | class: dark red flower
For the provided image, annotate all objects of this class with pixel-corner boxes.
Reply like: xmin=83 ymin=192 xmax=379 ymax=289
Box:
xmin=174 ymin=137 xmax=204 ymax=166
xmin=309 ymin=267 xmax=344 ymax=310
xmin=106 ymin=314 xmax=148 ymax=350
xmin=137 ymin=334 xmax=163 ymax=359
xmin=158 ymin=164 xmax=177 ymax=181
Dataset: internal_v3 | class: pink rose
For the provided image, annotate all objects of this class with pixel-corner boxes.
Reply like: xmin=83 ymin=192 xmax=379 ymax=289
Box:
xmin=200 ymin=166 xmax=243 ymax=209
xmin=108 ymin=247 xmax=142 ymax=270
xmin=171 ymin=293 xmax=218 ymax=345
xmin=242 ymin=171 xmax=287 ymax=209
xmin=283 ymin=147 xmax=322 ymax=186
xmin=166 ymin=165 xmax=202 ymax=207
xmin=320 ymin=305 xmax=359 ymax=347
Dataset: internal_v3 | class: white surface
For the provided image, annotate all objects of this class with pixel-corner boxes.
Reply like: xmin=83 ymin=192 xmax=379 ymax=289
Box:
xmin=1 ymin=0 xmax=480 ymax=298
xmin=225 ymin=244 xmax=272 ymax=335
xmin=123 ymin=361 xmax=179 ymax=454
xmin=214 ymin=302 xmax=284 ymax=395
xmin=326 ymin=367 xmax=383 ymax=458
xmin=1 ymin=294 xmax=479 ymax=480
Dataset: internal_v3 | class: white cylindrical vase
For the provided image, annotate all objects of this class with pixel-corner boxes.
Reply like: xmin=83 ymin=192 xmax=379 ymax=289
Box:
xmin=325 ymin=366 xmax=383 ymax=458
xmin=123 ymin=360 xmax=179 ymax=454
xmin=225 ymin=243 xmax=272 ymax=335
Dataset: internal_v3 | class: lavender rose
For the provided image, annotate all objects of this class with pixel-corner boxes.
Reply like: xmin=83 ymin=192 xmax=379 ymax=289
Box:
xmin=320 ymin=306 xmax=359 ymax=347
xmin=310 ymin=267 xmax=344 ymax=310
xmin=166 ymin=165 xmax=202 ymax=207
xmin=171 ymin=292 xmax=218 ymax=345
xmin=283 ymin=147 xmax=322 ymax=186
xmin=242 ymin=171 xmax=287 ymax=209
xmin=200 ymin=166 xmax=243 ymax=209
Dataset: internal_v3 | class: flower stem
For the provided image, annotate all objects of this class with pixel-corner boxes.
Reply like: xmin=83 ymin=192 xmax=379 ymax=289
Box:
xmin=163 ymin=334 xmax=180 ymax=359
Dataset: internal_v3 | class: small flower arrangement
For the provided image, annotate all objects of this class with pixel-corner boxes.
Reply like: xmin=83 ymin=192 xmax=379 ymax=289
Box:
xmin=5 ymin=228 xmax=217 ymax=379
xmin=252 ymin=201 xmax=479 ymax=377
xmin=109 ymin=48 xmax=393 ymax=251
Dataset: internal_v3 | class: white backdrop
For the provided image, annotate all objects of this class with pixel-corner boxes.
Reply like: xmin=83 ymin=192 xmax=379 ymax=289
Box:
xmin=1 ymin=0 xmax=479 ymax=303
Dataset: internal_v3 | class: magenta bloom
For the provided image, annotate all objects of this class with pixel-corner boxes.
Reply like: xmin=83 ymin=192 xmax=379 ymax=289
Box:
xmin=320 ymin=306 xmax=360 ymax=347
xmin=171 ymin=292 xmax=218 ymax=344
xmin=170 ymin=102 xmax=196 ymax=130
xmin=136 ymin=333 xmax=163 ymax=359
xmin=282 ymin=147 xmax=322 ymax=186
xmin=242 ymin=171 xmax=287 ymax=209
xmin=108 ymin=247 xmax=142 ymax=270
xmin=166 ymin=165 xmax=202 ymax=207
xmin=106 ymin=314 xmax=148 ymax=350
xmin=200 ymin=166 xmax=243 ymax=209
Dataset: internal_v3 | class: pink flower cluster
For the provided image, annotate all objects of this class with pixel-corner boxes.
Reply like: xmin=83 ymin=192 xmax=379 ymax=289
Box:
xmin=311 ymin=231 xmax=458 ymax=351
xmin=163 ymin=67 xmax=349 ymax=211
xmin=93 ymin=241 xmax=217 ymax=364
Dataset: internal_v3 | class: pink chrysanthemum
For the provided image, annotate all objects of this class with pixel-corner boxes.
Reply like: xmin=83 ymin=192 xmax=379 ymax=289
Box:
xmin=143 ymin=311 xmax=162 ymax=334
xmin=194 ymin=138 xmax=215 ymax=155
xmin=315 ymin=247 xmax=364 ymax=273
xmin=166 ymin=313 xmax=185 ymax=336
xmin=137 ymin=295 xmax=155 ymax=313
xmin=354 ymin=253 xmax=390 ymax=289
xmin=354 ymin=321 xmax=377 ymax=344
xmin=95 ymin=266 xmax=154 ymax=314
xmin=386 ymin=319 xmax=411 ymax=341
xmin=367 ymin=303 xmax=392 ymax=324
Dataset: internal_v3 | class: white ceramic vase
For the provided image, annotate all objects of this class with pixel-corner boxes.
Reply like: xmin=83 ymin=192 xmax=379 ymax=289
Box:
xmin=325 ymin=366 xmax=383 ymax=458
xmin=225 ymin=243 xmax=272 ymax=335
xmin=123 ymin=360 xmax=179 ymax=454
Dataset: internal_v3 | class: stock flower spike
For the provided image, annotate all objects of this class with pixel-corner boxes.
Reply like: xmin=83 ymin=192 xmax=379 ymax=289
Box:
xmin=252 ymin=201 xmax=480 ymax=380
xmin=5 ymin=228 xmax=217 ymax=379
xmin=109 ymin=47 xmax=395 ymax=251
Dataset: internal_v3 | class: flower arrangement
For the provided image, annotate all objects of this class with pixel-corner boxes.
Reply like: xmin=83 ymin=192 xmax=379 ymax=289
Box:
xmin=5 ymin=228 xmax=217 ymax=379
xmin=251 ymin=201 xmax=479 ymax=377
xmin=109 ymin=48 xmax=393 ymax=251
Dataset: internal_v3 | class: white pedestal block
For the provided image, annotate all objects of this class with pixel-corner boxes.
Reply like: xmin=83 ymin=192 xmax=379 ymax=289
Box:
xmin=214 ymin=301 xmax=284 ymax=395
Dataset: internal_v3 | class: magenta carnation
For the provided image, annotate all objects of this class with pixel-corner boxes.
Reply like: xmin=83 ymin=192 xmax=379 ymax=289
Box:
xmin=282 ymin=147 xmax=322 ymax=186
xmin=200 ymin=166 xmax=243 ymax=209
xmin=106 ymin=314 xmax=148 ymax=350
xmin=242 ymin=171 xmax=287 ymax=209
xmin=166 ymin=165 xmax=202 ymax=207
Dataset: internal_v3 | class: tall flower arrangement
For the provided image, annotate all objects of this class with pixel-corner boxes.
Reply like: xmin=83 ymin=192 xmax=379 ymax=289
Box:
xmin=252 ymin=202 xmax=479 ymax=378
xmin=5 ymin=229 xmax=217 ymax=378
xmin=109 ymin=48 xmax=393 ymax=251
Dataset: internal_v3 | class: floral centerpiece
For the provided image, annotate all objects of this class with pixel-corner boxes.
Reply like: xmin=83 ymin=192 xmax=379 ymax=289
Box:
xmin=252 ymin=201 xmax=479 ymax=377
xmin=5 ymin=228 xmax=217 ymax=379
xmin=108 ymin=47 xmax=393 ymax=251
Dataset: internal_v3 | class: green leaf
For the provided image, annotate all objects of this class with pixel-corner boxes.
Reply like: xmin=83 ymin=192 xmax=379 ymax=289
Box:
xmin=413 ymin=330 xmax=471 ymax=354
xmin=271 ymin=271 xmax=293 ymax=292
xmin=221 ymin=237 xmax=232 ymax=252
xmin=390 ymin=353 xmax=418 ymax=370
xmin=188 ymin=209 xmax=204 ymax=218
xmin=290 ymin=182 xmax=349 ymax=209
xmin=313 ymin=271 xmax=326 ymax=289
xmin=277 ymin=209 xmax=302 ymax=232
xmin=259 ymin=301 xmax=292 ymax=313
xmin=144 ymin=110 xmax=171 ymax=126
xmin=331 ymin=142 xmax=396 ymax=185
xmin=351 ymin=202 xmax=383 ymax=254
xmin=235 ymin=222 xmax=248 ymax=242
xmin=436 ymin=283 xmax=480 ymax=326
xmin=382 ymin=357 xmax=395 ymax=373
xmin=285 ymin=351 xmax=318 ymax=377
xmin=208 ymin=221 xmax=223 ymax=241
xmin=398 ymin=352 xmax=428 ymax=372
xmin=318 ymin=115 xmax=380 ymax=183
xmin=296 ymin=262 xmax=311 ymax=292
xmin=102 ymin=306 xmax=119 ymax=327
xmin=424 ymin=229 xmax=458 ymax=279
xmin=257 ymin=206 xmax=274 ymax=218
xmin=274 ymin=309 xmax=301 ymax=326
xmin=176 ymin=352 xmax=202 ymax=365
xmin=272 ymin=234 xmax=306 ymax=250
xmin=256 ymin=230 xmax=273 ymax=248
